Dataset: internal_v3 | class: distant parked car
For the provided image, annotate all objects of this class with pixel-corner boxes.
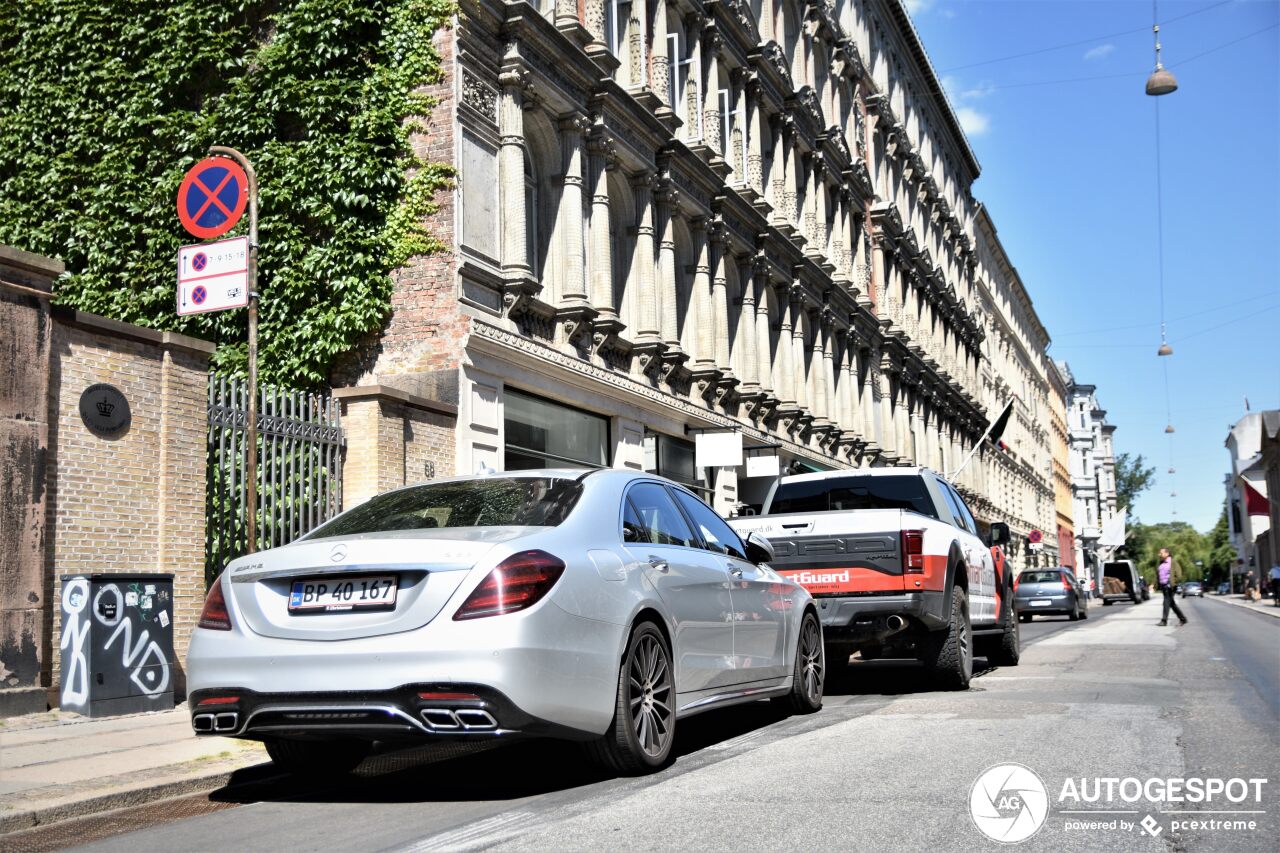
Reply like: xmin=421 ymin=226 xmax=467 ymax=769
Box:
xmin=1182 ymin=581 xmax=1204 ymax=598
xmin=1217 ymin=582 xmax=1231 ymax=595
xmin=1015 ymin=568 xmax=1089 ymax=622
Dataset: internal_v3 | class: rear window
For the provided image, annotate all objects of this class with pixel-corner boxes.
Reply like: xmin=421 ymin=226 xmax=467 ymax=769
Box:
xmin=306 ymin=477 xmax=582 ymax=538
xmin=766 ymin=475 xmax=938 ymax=519
xmin=1019 ymin=571 xmax=1063 ymax=584
xmin=1103 ymin=562 xmax=1133 ymax=578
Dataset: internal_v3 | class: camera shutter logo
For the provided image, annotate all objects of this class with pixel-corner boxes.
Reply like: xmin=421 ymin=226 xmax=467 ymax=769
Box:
xmin=969 ymin=763 xmax=1050 ymax=844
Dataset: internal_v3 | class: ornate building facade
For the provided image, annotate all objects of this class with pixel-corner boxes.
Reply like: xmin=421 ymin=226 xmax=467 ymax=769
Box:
xmin=337 ymin=0 xmax=1060 ymax=531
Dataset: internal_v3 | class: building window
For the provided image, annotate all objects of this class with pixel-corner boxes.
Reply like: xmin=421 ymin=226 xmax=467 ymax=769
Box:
xmin=606 ymin=0 xmax=631 ymax=57
xmin=643 ymin=432 xmax=712 ymax=498
xmin=504 ymin=389 xmax=610 ymax=470
xmin=524 ymin=151 xmax=538 ymax=276
xmin=668 ymin=20 xmax=700 ymax=139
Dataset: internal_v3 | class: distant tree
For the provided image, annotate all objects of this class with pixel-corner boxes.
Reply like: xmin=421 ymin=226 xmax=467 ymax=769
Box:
xmin=1205 ymin=507 xmax=1236 ymax=586
xmin=1115 ymin=452 xmax=1157 ymax=519
xmin=1133 ymin=521 xmax=1210 ymax=583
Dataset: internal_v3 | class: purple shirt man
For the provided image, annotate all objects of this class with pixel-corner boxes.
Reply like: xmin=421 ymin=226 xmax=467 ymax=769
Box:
xmin=1157 ymin=547 xmax=1187 ymax=626
xmin=1158 ymin=557 xmax=1172 ymax=586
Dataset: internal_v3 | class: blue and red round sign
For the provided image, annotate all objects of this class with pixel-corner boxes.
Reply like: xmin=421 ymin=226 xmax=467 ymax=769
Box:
xmin=176 ymin=157 xmax=248 ymax=239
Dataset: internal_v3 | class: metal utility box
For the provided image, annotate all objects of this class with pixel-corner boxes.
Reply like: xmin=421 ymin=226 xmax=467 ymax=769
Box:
xmin=58 ymin=574 xmax=175 ymax=717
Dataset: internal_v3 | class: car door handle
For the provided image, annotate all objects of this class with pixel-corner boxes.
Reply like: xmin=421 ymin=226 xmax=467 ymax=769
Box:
xmin=648 ymin=556 xmax=669 ymax=573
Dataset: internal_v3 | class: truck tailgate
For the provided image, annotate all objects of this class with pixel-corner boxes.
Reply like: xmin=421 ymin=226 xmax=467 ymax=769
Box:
xmin=730 ymin=509 xmax=905 ymax=595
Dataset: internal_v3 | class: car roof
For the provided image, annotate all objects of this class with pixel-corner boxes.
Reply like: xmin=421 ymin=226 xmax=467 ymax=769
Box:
xmin=779 ymin=466 xmax=935 ymax=484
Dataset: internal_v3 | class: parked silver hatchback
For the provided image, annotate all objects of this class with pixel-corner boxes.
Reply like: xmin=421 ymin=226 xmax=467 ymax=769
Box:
xmin=187 ymin=469 xmax=823 ymax=775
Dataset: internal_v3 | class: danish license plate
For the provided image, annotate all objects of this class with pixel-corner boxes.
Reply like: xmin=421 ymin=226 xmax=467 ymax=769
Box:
xmin=289 ymin=576 xmax=398 ymax=613
xmin=1031 ymin=599 xmax=1052 ymax=607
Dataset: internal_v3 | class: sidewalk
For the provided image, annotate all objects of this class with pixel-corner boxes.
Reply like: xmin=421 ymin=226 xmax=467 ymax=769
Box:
xmin=1199 ymin=592 xmax=1280 ymax=619
xmin=0 ymin=704 xmax=269 ymax=835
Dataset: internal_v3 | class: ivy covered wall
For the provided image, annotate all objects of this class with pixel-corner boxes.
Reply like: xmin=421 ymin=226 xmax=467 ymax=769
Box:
xmin=0 ymin=0 xmax=454 ymax=386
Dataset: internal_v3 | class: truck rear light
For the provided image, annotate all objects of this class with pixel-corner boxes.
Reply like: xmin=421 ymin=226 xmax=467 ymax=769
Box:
xmin=902 ymin=530 xmax=925 ymax=574
xmin=453 ymin=550 xmax=566 ymax=620
xmin=197 ymin=579 xmax=232 ymax=630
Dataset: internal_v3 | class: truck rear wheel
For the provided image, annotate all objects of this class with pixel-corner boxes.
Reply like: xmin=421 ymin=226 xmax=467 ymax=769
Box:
xmin=981 ymin=603 xmax=1020 ymax=667
xmin=922 ymin=585 xmax=972 ymax=690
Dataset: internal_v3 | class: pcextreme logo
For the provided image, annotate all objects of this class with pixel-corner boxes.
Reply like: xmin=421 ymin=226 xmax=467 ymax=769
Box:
xmin=969 ymin=763 xmax=1050 ymax=844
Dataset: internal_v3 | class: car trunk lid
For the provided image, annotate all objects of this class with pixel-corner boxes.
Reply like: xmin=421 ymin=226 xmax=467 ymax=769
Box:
xmin=223 ymin=528 xmax=535 ymax=640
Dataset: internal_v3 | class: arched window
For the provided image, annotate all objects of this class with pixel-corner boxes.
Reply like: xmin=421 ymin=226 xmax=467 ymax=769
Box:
xmin=673 ymin=217 xmax=698 ymax=356
xmin=523 ymin=113 xmax=559 ymax=290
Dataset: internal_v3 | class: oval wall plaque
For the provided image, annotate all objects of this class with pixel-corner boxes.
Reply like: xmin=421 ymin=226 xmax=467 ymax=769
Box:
xmin=79 ymin=384 xmax=131 ymax=436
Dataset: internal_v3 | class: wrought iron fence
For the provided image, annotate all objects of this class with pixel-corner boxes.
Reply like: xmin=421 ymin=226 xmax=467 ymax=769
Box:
xmin=206 ymin=375 xmax=344 ymax=584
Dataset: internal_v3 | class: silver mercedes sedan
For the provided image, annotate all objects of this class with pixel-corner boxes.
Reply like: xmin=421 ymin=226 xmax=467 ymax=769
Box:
xmin=187 ymin=469 xmax=823 ymax=775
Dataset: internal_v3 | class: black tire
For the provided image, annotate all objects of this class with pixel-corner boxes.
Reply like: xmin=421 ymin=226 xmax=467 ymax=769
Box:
xmin=585 ymin=621 xmax=675 ymax=775
xmin=776 ymin=611 xmax=823 ymax=714
xmin=1103 ymin=599 xmax=1113 ymax=606
xmin=264 ymin=738 xmax=369 ymax=776
xmin=1068 ymin=604 xmax=1080 ymax=622
xmin=985 ymin=603 xmax=1021 ymax=667
xmin=1081 ymin=601 xmax=1090 ymax=619
xmin=922 ymin=585 xmax=972 ymax=690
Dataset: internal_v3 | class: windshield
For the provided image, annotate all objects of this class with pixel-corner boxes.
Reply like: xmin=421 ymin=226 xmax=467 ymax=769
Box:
xmin=767 ymin=475 xmax=938 ymax=519
xmin=1018 ymin=571 xmax=1063 ymax=585
xmin=306 ymin=477 xmax=583 ymax=538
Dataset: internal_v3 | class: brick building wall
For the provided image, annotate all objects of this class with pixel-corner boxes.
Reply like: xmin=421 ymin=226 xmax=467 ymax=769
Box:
xmin=335 ymin=386 xmax=456 ymax=510
xmin=334 ymin=24 xmax=469 ymax=406
xmin=44 ymin=312 xmax=212 ymax=703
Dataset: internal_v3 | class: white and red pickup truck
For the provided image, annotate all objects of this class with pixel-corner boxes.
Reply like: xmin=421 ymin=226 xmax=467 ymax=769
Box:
xmin=728 ymin=467 xmax=1019 ymax=689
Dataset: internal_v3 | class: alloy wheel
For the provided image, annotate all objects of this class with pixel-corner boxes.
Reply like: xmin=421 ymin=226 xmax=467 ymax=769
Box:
xmin=628 ymin=633 xmax=673 ymax=758
xmin=799 ymin=616 xmax=824 ymax=704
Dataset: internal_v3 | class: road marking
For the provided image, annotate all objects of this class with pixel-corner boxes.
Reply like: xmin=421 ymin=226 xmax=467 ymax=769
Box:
xmin=399 ymin=811 xmax=536 ymax=852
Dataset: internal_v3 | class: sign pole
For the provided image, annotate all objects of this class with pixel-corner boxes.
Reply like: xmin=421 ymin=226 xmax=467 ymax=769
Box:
xmin=208 ymin=146 xmax=259 ymax=554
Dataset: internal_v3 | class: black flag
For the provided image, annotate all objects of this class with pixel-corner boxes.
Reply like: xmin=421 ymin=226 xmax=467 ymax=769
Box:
xmin=987 ymin=399 xmax=1015 ymax=446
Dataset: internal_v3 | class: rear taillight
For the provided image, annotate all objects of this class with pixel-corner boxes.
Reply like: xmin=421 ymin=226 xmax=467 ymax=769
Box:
xmin=453 ymin=550 xmax=566 ymax=620
xmin=902 ymin=530 xmax=925 ymax=574
xmin=1062 ymin=574 xmax=1073 ymax=592
xmin=197 ymin=696 xmax=239 ymax=706
xmin=198 ymin=579 xmax=232 ymax=630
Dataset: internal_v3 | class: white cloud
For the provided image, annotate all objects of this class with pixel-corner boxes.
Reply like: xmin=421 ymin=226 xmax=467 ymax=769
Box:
xmin=955 ymin=107 xmax=991 ymax=136
xmin=941 ymin=76 xmax=995 ymax=104
xmin=1084 ymin=43 xmax=1116 ymax=61
xmin=904 ymin=0 xmax=934 ymax=15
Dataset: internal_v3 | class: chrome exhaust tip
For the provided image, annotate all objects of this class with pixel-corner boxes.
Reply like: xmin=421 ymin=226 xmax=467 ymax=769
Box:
xmin=213 ymin=712 xmax=239 ymax=732
xmin=420 ymin=708 xmax=460 ymax=730
xmin=886 ymin=614 xmax=906 ymax=633
xmin=193 ymin=713 xmax=214 ymax=733
xmin=454 ymin=709 xmax=497 ymax=730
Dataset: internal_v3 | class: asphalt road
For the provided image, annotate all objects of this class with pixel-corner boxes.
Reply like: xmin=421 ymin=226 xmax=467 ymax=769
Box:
xmin=61 ymin=596 xmax=1278 ymax=853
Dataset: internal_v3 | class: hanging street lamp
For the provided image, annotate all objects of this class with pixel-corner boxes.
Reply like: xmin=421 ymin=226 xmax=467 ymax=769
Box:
xmin=1146 ymin=24 xmax=1178 ymax=96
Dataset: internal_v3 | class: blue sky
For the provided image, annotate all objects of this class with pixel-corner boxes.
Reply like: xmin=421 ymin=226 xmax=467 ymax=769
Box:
xmin=905 ymin=0 xmax=1280 ymax=531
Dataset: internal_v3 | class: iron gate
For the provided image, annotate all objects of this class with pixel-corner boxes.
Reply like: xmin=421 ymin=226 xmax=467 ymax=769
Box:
xmin=206 ymin=375 xmax=345 ymax=583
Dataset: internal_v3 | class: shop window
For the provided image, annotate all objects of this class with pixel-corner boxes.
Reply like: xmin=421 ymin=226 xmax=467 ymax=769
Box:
xmin=504 ymin=389 xmax=610 ymax=470
xmin=643 ymin=432 xmax=712 ymax=499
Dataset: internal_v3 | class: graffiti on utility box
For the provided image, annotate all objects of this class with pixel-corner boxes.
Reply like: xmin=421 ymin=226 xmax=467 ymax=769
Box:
xmin=59 ymin=574 xmax=174 ymax=717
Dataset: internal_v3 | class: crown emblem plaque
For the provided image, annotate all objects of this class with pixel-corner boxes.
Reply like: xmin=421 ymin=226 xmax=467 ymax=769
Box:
xmin=79 ymin=384 xmax=131 ymax=437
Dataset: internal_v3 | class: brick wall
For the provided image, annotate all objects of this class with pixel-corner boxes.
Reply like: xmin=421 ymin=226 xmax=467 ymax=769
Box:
xmin=333 ymin=25 xmax=470 ymax=403
xmin=44 ymin=312 xmax=212 ymax=703
xmin=336 ymin=386 xmax=457 ymax=510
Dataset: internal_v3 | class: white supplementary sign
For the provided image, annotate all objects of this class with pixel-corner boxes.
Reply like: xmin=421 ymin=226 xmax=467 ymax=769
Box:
xmin=745 ymin=453 xmax=780 ymax=478
xmin=695 ymin=431 xmax=743 ymax=468
xmin=177 ymin=236 xmax=249 ymax=316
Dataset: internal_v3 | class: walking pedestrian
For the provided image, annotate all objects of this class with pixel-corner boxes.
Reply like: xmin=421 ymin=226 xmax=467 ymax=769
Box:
xmin=1268 ymin=563 xmax=1280 ymax=607
xmin=1157 ymin=547 xmax=1187 ymax=627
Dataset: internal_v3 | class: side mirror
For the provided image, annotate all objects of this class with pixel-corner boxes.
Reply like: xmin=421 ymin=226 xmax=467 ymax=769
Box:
xmin=988 ymin=522 xmax=1010 ymax=547
xmin=744 ymin=531 xmax=775 ymax=566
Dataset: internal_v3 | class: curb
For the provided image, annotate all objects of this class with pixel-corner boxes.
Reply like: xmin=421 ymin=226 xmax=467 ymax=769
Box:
xmin=1199 ymin=593 xmax=1280 ymax=619
xmin=0 ymin=761 xmax=278 ymax=836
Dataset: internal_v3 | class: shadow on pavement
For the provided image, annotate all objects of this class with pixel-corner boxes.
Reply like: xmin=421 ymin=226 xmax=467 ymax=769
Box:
xmin=822 ymin=656 xmax=998 ymax=697
xmin=209 ymin=700 xmax=796 ymax=807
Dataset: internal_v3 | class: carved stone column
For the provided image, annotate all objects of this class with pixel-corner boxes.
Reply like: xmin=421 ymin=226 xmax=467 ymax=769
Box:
xmin=558 ymin=114 xmax=590 ymax=308
xmin=651 ymin=0 xmax=670 ymax=109
xmin=588 ymin=127 xmax=624 ymax=353
xmin=498 ymin=63 xmax=531 ymax=281
xmin=745 ymin=77 xmax=764 ymax=199
xmin=656 ymin=183 xmax=681 ymax=353
xmin=772 ymin=282 xmax=796 ymax=410
xmin=754 ymin=264 xmax=775 ymax=398
xmin=630 ymin=172 xmax=665 ymax=374
xmin=736 ymin=256 xmax=760 ymax=393
xmin=790 ymin=290 xmax=810 ymax=419
xmin=689 ymin=218 xmax=714 ymax=369
xmin=809 ymin=313 xmax=832 ymax=433
xmin=702 ymin=28 xmax=722 ymax=157
xmin=555 ymin=0 xmax=578 ymax=30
